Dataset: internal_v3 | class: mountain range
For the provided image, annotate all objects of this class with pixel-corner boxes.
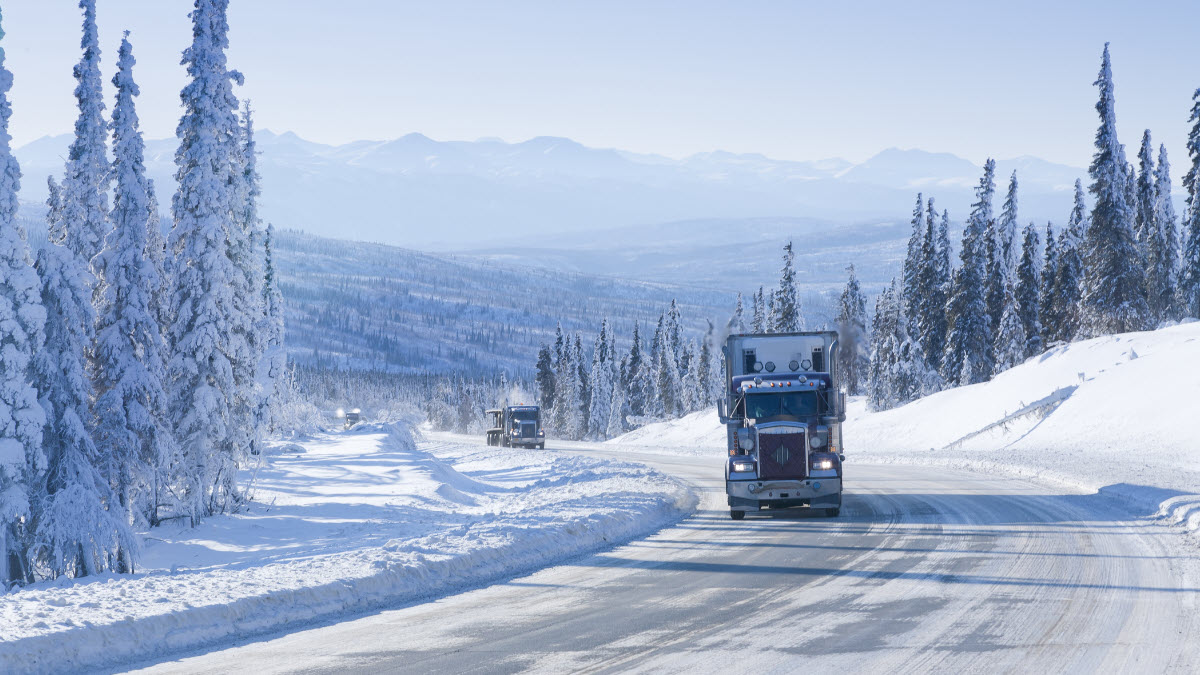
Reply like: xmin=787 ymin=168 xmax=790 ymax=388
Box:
xmin=13 ymin=131 xmax=1099 ymax=252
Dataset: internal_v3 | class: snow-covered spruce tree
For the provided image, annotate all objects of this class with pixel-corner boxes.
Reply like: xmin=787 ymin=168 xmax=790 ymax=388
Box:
xmin=33 ymin=239 xmax=134 ymax=579
xmin=58 ymin=0 xmax=109 ymax=266
xmin=144 ymin=179 xmax=169 ymax=332
xmin=535 ymin=344 xmax=555 ymax=411
xmin=1135 ymin=130 xmax=1156 ymax=251
xmin=1148 ymin=144 xmax=1179 ymax=323
xmin=1180 ymin=88 xmax=1200 ymax=318
xmin=698 ymin=320 xmax=721 ymax=405
xmin=866 ymin=285 xmax=895 ymax=411
xmin=642 ymin=317 xmax=665 ymax=419
xmin=624 ymin=322 xmax=645 ymax=417
xmin=1051 ymin=180 xmax=1087 ymax=341
xmin=992 ymin=281 xmax=1027 ymax=374
xmin=1038 ymin=222 xmax=1059 ymax=344
xmin=167 ymin=0 xmax=251 ymax=522
xmin=587 ymin=319 xmax=613 ymax=439
xmin=727 ymin=292 xmax=745 ymax=334
xmin=835 ymin=264 xmax=868 ymax=396
xmin=915 ymin=197 xmax=947 ymax=375
xmin=1015 ymin=222 xmax=1042 ymax=358
xmin=574 ymin=334 xmax=590 ymax=436
xmin=985 ymin=171 xmax=1019 ymax=360
xmin=0 ymin=14 xmax=46 ymax=584
xmin=654 ymin=321 xmax=682 ymax=418
xmin=605 ymin=380 xmax=627 ymax=439
xmin=773 ymin=241 xmax=803 ymax=332
xmin=751 ymin=287 xmax=765 ymax=332
xmin=550 ymin=332 xmax=576 ymax=433
xmin=666 ymin=299 xmax=683 ymax=369
xmin=93 ymin=33 xmax=172 ymax=535
xmin=259 ymin=223 xmax=286 ymax=431
xmin=902 ymin=193 xmax=924 ymax=323
xmin=1079 ymin=44 xmax=1149 ymax=338
xmin=236 ymin=101 xmax=266 ymax=456
xmin=943 ymin=159 xmax=996 ymax=386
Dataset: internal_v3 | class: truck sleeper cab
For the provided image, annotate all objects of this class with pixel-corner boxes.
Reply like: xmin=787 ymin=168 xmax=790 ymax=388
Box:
xmin=719 ymin=332 xmax=846 ymax=520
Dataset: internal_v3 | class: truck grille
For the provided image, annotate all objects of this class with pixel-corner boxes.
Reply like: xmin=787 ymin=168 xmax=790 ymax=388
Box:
xmin=519 ymin=422 xmax=536 ymax=438
xmin=757 ymin=431 xmax=807 ymax=479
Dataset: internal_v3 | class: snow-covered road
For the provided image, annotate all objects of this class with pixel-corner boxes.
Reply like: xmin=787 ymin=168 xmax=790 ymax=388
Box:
xmin=129 ymin=443 xmax=1200 ymax=673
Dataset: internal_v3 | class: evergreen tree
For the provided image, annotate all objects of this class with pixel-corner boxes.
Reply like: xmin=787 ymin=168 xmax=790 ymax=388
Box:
xmin=914 ymin=197 xmax=947 ymax=374
xmin=624 ymin=322 xmax=645 ymax=417
xmin=167 ymin=0 xmax=251 ymax=522
xmin=751 ymin=287 xmax=765 ymax=332
xmin=1015 ymin=222 xmax=1042 ymax=358
xmin=92 ymin=33 xmax=171 ymax=541
xmin=1079 ymin=44 xmax=1149 ymax=337
xmin=698 ymin=319 xmax=721 ymax=404
xmin=986 ymin=171 xmax=1019 ymax=359
xmin=772 ymin=241 xmax=803 ymax=332
xmin=587 ymin=320 xmax=613 ymax=439
xmin=1135 ymin=130 xmax=1156 ymax=250
xmin=535 ymin=344 xmax=555 ymax=411
xmin=144 ymin=179 xmax=169 ymax=333
xmin=902 ymin=193 xmax=924 ymax=323
xmin=992 ymin=282 xmax=1027 ymax=374
xmin=1038 ymin=222 xmax=1059 ymax=343
xmin=0 ymin=13 xmax=46 ymax=583
xmin=835 ymin=264 xmax=868 ymax=396
xmin=943 ymin=159 xmax=996 ymax=386
xmin=866 ymin=285 xmax=895 ymax=411
xmin=1180 ymin=88 xmax=1200 ymax=318
xmin=58 ymin=0 xmax=109 ymax=266
xmin=727 ymin=292 xmax=745 ymax=334
xmin=1148 ymin=144 xmax=1179 ymax=323
xmin=34 ymin=242 xmax=134 ymax=578
xmin=574 ymin=334 xmax=589 ymax=436
xmin=867 ymin=280 xmax=929 ymax=410
xmin=231 ymin=100 xmax=265 ymax=459
xmin=1052 ymin=180 xmax=1087 ymax=341
xmin=259 ymin=224 xmax=286 ymax=430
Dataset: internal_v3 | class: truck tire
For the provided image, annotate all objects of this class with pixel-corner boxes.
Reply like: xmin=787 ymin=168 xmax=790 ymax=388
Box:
xmin=825 ymin=507 xmax=840 ymax=517
xmin=538 ymin=443 xmax=545 ymax=449
xmin=730 ymin=510 xmax=745 ymax=520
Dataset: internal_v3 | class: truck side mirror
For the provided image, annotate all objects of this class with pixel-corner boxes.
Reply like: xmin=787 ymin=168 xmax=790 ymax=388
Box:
xmin=717 ymin=399 xmax=728 ymax=423
xmin=839 ymin=392 xmax=847 ymax=422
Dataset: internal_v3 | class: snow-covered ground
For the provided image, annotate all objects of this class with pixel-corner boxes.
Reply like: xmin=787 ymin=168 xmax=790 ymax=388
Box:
xmin=608 ymin=321 xmax=1200 ymax=534
xmin=0 ymin=423 xmax=694 ymax=674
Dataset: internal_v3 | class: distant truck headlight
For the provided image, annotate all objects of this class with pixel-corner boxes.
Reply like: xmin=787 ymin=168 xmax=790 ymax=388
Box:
xmin=732 ymin=461 xmax=756 ymax=473
xmin=538 ymin=430 xmax=545 ymax=436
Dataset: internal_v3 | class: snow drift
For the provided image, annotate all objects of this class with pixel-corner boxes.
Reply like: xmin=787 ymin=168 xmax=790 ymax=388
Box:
xmin=0 ymin=422 xmax=694 ymax=674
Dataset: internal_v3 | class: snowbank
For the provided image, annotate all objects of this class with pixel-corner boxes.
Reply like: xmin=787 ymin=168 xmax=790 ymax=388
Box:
xmin=847 ymin=322 xmax=1200 ymax=534
xmin=605 ymin=410 xmax=725 ymax=455
xmin=0 ymin=422 xmax=694 ymax=674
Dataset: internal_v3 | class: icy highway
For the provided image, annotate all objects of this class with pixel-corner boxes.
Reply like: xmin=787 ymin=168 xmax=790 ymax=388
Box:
xmin=133 ymin=445 xmax=1200 ymax=673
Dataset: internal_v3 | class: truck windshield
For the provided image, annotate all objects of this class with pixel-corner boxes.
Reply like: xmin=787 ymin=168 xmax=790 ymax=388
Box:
xmin=510 ymin=410 xmax=539 ymax=422
xmin=744 ymin=391 xmax=820 ymax=419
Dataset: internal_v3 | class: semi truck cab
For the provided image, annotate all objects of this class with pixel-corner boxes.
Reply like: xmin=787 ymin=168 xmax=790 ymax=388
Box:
xmin=486 ymin=405 xmax=546 ymax=449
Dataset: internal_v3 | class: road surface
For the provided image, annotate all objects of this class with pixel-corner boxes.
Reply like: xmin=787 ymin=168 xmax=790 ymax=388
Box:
xmin=128 ymin=444 xmax=1200 ymax=673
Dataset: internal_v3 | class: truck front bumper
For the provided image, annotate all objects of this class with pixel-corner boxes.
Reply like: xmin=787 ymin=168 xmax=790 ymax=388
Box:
xmin=726 ymin=477 xmax=842 ymax=509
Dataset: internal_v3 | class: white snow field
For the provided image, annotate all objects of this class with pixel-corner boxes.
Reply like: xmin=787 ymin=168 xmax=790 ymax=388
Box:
xmin=0 ymin=423 xmax=694 ymax=674
xmin=609 ymin=321 xmax=1200 ymax=536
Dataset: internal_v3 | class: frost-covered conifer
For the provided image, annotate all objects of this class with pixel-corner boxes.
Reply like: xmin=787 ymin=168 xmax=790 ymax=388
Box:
xmin=902 ymin=193 xmax=924 ymax=323
xmin=167 ymin=0 xmax=251 ymax=521
xmin=1147 ymin=145 xmax=1179 ymax=323
xmin=868 ymin=280 xmax=929 ymax=410
xmin=1015 ymin=222 xmax=1042 ymax=358
xmin=58 ymin=0 xmax=109 ymax=265
xmin=1079 ymin=44 xmax=1149 ymax=337
xmin=751 ymin=287 xmax=765 ymax=332
xmin=34 ymin=242 xmax=133 ymax=578
xmin=535 ymin=344 xmax=555 ymax=411
xmin=259 ymin=224 xmax=286 ymax=430
xmin=235 ymin=101 xmax=265 ymax=456
xmin=587 ymin=320 xmax=613 ymax=439
xmin=915 ymin=198 xmax=947 ymax=374
xmin=0 ymin=13 xmax=46 ymax=583
xmin=943 ymin=159 xmax=995 ymax=386
xmin=772 ymin=241 xmax=803 ymax=332
xmin=1052 ymin=181 xmax=1087 ymax=341
xmin=727 ymin=292 xmax=745 ymax=334
xmin=574 ymin=334 xmax=590 ymax=435
xmin=1038 ymin=222 xmax=1059 ymax=343
xmin=605 ymin=382 xmax=627 ymax=439
xmin=1180 ymin=88 xmax=1200 ymax=318
xmin=835 ymin=264 xmax=868 ymax=396
xmin=93 ymin=34 xmax=172 ymax=535
xmin=1135 ymin=130 xmax=1156 ymax=250
xmin=624 ymin=322 xmax=645 ymax=417
xmin=986 ymin=171 xmax=1019 ymax=356
xmin=992 ymin=282 xmax=1027 ymax=374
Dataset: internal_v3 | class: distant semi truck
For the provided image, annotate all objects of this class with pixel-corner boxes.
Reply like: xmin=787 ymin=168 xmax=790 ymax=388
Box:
xmin=718 ymin=331 xmax=846 ymax=520
xmin=486 ymin=405 xmax=546 ymax=449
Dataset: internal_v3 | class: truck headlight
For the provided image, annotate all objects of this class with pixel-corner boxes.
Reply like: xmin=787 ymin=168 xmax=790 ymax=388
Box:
xmin=732 ymin=461 xmax=755 ymax=473
xmin=538 ymin=430 xmax=545 ymax=436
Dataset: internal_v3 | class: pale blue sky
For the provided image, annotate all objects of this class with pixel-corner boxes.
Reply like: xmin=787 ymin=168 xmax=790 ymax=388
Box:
xmin=2 ymin=1 xmax=1197 ymax=167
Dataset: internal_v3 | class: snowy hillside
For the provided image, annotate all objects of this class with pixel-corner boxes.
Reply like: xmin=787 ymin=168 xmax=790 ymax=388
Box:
xmin=0 ymin=424 xmax=694 ymax=673
xmin=273 ymin=230 xmax=738 ymax=376
xmin=15 ymin=132 xmax=1098 ymax=250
